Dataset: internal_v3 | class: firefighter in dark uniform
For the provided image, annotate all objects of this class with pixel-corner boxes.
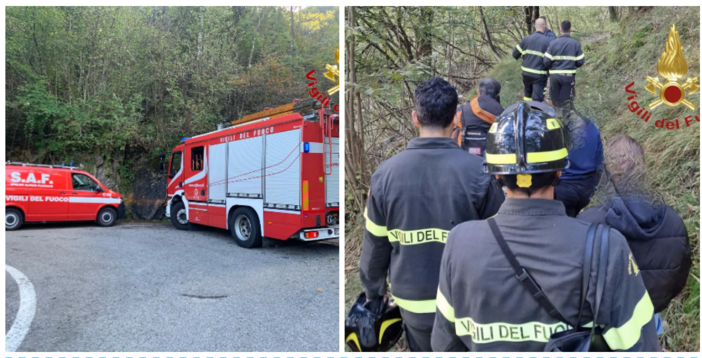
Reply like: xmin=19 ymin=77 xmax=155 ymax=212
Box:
xmin=431 ymin=102 xmax=660 ymax=352
xmin=543 ymin=20 xmax=585 ymax=107
xmin=512 ymin=18 xmax=551 ymax=102
xmin=454 ymin=77 xmax=504 ymax=157
xmin=360 ymin=77 xmax=504 ymax=352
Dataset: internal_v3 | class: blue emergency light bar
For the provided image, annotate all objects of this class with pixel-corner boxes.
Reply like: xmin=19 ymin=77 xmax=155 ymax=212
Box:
xmin=304 ymin=142 xmax=310 ymax=153
xmin=181 ymin=137 xmax=191 ymax=144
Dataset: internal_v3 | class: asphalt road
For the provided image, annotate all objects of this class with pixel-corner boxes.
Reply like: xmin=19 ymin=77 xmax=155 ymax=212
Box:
xmin=5 ymin=221 xmax=339 ymax=352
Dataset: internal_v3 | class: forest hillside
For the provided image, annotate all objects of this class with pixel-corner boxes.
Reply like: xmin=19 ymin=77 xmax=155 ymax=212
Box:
xmin=6 ymin=6 xmax=339 ymax=219
xmin=345 ymin=6 xmax=699 ymax=351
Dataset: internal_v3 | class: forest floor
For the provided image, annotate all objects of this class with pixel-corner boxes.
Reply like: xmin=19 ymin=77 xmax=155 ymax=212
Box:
xmin=345 ymin=6 xmax=699 ymax=352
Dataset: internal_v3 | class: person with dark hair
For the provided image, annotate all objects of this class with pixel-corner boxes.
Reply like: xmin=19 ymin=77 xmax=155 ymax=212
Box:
xmin=432 ymin=102 xmax=660 ymax=352
xmin=540 ymin=16 xmax=557 ymax=41
xmin=554 ymin=107 xmax=604 ymax=217
xmin=543 ymin=20 xmax=585 ymax=107
xmin=512 ymin=18 xmax=551 ymax=102
xmin=578 ymin=135 xmax=691 ymax=332
xmin=454 ymin=77 xmax=504 ymax=157
xmin=359 ymin=77 xmax=504 ymax=352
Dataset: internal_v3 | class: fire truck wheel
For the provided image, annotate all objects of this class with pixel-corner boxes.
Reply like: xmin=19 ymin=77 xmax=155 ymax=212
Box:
xmin=6 ymin=208 xmax=24 ymax=231
xmin=96 ymin=207 xmax=117 ymax=227
xmin=229 ymin=207 xmax=262 ymax=248
xmin=170 ymin=201 xmax=189 ymax=231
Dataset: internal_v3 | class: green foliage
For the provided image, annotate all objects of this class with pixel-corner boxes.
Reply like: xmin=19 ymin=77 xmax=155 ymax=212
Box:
xmin=6 ymin=6 xmax=339 ymax=167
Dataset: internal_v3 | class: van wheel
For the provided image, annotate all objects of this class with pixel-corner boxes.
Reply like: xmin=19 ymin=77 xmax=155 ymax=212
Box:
xmin=6 ymin=208 xmax=23 ymax=231
xmin=170 ymin=201 xmax=189 ymax=230
xmin=97 ymin=207 xmax=117 ymax=227
xmin=229 ymin=207 xmax=262 ymax=248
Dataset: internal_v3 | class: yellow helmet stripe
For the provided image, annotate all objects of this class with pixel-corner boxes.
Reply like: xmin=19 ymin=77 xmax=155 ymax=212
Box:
xmin=345 ymin=332 xmax=362 ymax=351
xmin=486 ymin=153 xmax=517 ymax=165
xmin=526 ymin=148 xmax=568 ymax=163
xmin=378 ymin=318 xmax=402 ymax=344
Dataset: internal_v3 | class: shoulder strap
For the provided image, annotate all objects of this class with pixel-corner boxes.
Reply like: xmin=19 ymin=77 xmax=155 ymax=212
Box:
xmin=487 ymin=218 xmax=572 ymax=326
xmin=576 ymin=223 xmax=599 ymax=326
xmin=470 ymin=96 xmax=497 ymax=124
xmin=594 ymin=225 xmax=610 ymax=323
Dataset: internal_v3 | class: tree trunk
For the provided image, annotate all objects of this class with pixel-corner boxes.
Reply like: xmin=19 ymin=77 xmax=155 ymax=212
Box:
xmin=290 ymin=6 xmax=295 ymax=57
xmin=416 ymin=7 xmax=433 ymax=59
xmin=523 ymin=6 xmax=539 ymax=34
xmin=609 ymin=6 xmax=618 ymax=22
xmin=197 ymin=6 xmax=204 ymax=61
xmin=345 ymin=6 xmax=366 ymax=211
xmin=248 ymin=10 xmax=264 ymax=68
xmin=480 ymin=7 xmax=502 ymax=62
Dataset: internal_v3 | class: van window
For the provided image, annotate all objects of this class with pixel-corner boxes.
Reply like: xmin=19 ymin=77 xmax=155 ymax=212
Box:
xmin=72 ymin=173 xmax=100 ymax=191
xmin=170 ymin=151 xmax=182 ymax=175
xmin=191 ymin=147 xmax=204 ymax=171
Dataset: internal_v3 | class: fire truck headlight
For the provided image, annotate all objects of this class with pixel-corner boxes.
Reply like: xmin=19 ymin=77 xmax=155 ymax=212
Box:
xmin=303 ymin=142 xmax=310 ymax=153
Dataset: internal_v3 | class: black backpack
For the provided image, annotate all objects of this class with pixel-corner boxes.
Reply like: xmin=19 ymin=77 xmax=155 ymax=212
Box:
xmin=462 ymin=124 xmax=488 ymax=157
xmin=487 ymin=218 xmax=611 ymax=352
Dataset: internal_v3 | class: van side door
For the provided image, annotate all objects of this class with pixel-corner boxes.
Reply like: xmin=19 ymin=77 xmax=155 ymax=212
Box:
xmin=68 ymin=173 xmax=114 ymax=221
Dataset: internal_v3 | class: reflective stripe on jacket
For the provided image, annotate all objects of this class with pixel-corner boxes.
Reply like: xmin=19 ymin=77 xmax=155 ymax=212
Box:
xmin=360 ymin=137 xmax=504 ymax=330
xmin=431 ymin=199 xmax=661 ymax=352
xmin=544 ymin=34 xmax=585 ymax=74
xmin=512 ymin=31 xmax=552 ymax=76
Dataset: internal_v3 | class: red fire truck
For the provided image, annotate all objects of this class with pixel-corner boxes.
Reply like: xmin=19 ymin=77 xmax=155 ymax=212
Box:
xmin=5 ymin=162 xmax=125 ymax=230
xmin=163 ymin=100 xmax=339 ymax=248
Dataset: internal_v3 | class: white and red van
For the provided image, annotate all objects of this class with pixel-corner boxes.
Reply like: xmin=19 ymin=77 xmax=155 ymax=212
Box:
xmin=5 ymin=162 xmax=125 ymax=230
xmin=164 ymin=100 xmax=339 ymax=248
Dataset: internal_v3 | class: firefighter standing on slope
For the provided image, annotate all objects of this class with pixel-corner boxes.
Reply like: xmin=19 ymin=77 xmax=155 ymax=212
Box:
xmin=543 ymin=20 xmax=585 ymax=107
xmin=512 ymin=18 xmax=551 ymax=102
xmin=454 ymin=77 xmax=505 ymax=157
xmin=359 ymin=77 xmax=504 ymax=352
xmin=431 ymin=102 xmax=660 ymax=352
